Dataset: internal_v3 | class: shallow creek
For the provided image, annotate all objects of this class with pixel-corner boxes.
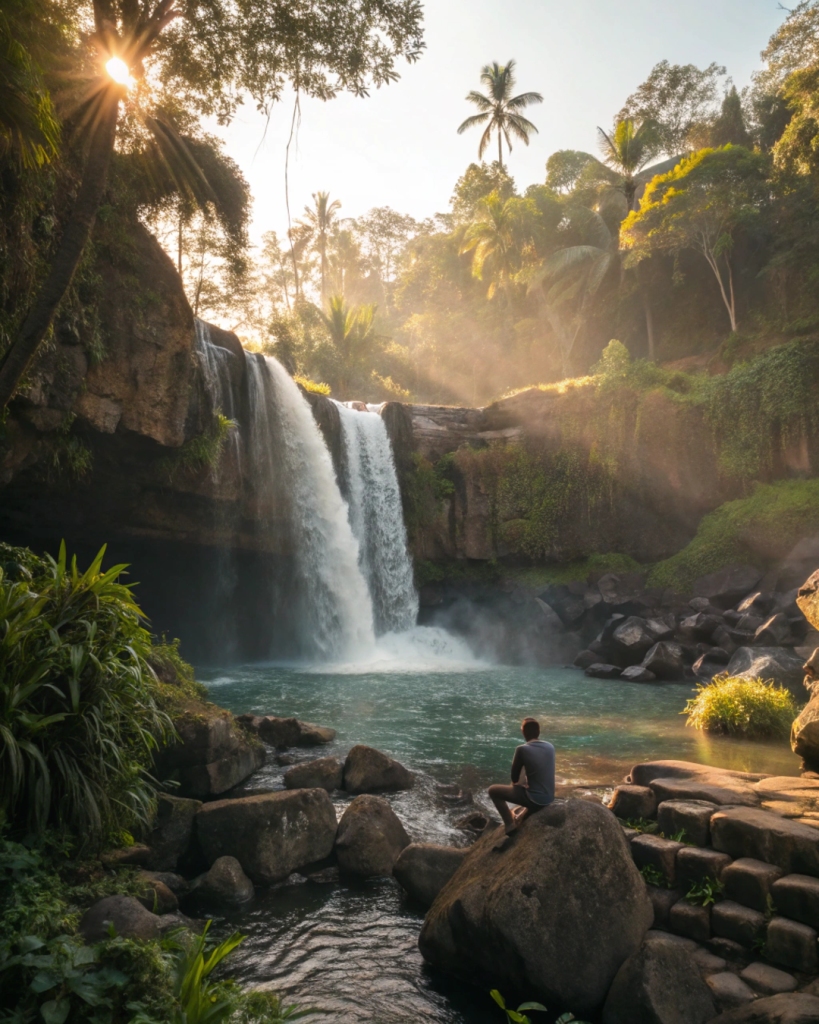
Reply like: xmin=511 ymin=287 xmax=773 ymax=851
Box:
xmin=200 ymin=660 xmax=799 ymax=1023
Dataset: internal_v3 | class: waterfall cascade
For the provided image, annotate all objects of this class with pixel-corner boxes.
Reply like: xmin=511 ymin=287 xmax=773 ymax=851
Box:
xmin=336 ymin=402 xmax=419 ymax=634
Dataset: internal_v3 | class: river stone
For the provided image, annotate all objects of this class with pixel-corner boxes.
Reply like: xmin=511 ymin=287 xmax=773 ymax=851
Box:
xmin=610 ymin=616 xmax=660 ymax=665
xmin=621 ymin=666 xmax=657 ymax=682
xmin=284 ymin=757 xmax=343 ymax=792
xmin=197 ymin=855 xmax=254 ymax=903
xmin=791 ymin=689 xmax=819 ymax=771
xmin=195 ymin=789 xmax=338 ymax=883
xmin=419 ymin=799 xmax=653 ymax=1017
xmin=177 ymin=741 xmax=266 ymax=799
xmin=135 ymin=874 xmax=178 ymax=914
xmin=706 ymin=993 xmax=819 ymax=1022
xmin=335 ymin=795 xmax=410 ymax=878
xmin=692 ymin=566 xmax=763 ymax=609
xmin=642 ymin=641 xmax=685 ymax=680
xmin=257 ymin=716 xmax=336 ymax=748
xmin=342 ymin=745 xmax=414 ymax=794
xmin=707 ymin=972 xmax=756 ymax=1011
xmin=585 ymin=662 xmax=622 ymax=679
xmin=601 ymin=932 xmax=716 ymax=1024
xmin=393 ymin=844 xmax=467 ymax=907
xmin=609 ymin=784 xmax=657 ymax=820
xmin=725 ymin=647 xmax=807 ymax=700
xmin=79 ymin=896 xmax=161 ymax=943
xmin=146 ymin=793 xmax=202 ymax=871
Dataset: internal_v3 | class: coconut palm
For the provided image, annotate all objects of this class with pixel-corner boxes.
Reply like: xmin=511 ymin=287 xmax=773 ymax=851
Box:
xmin=299 ymin=191 xmax=342 ymax=303
xmin=597 ymin=118 xmax=660 ymax=209
xmin=457 ymin=60 xmax=542 ymax=170
xmin=460 ymin=192 xmax=520 ymax=301
xmin=320 ymin=294 xmax=380 ymax=395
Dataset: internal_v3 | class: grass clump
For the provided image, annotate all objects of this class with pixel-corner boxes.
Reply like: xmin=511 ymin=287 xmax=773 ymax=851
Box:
xmin=684 ymin=675 xmax=797 ymax=739
xmin=160 ymin=409 xmax=236 ymax=482
xmin=646 ymin=478 xmax=819 ymax=593
xmin=294 ymin=374 xmax=331 ymax=395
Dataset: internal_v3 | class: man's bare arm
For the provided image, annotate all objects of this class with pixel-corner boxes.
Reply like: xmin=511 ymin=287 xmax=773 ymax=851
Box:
xmin=511 ymin=747 xmax=523 ymax=784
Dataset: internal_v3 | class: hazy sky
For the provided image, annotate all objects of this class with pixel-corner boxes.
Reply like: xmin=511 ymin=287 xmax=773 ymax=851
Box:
xmin=211 ymin=1 xmax=787 ymax=245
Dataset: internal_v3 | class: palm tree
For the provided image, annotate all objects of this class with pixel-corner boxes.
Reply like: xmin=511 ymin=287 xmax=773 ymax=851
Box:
xmin=320 ymin=294 xmax=380 ymax=396
xmin=457 ymin=60 xmax=542 ymax=170
xmin=460 ymin=192 xmax=520 ymax=301
xmin=299 ymin=191 xmax=342 ymax=303
xmin=596 ymin=118 xmax=660 ymax=210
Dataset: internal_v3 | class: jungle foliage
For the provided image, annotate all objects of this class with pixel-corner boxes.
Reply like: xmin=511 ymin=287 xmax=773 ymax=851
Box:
xmin=684 ymin=676 xmax=798 ymax=738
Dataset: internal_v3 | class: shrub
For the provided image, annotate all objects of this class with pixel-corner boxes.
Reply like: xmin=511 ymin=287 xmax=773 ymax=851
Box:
xmin=683 ymin=675 xmax=797 ymax=739
xmin=0 ymin=542 xmax=173 ymax=843
xmin=159 ymin=409 xmax=236 ymax=481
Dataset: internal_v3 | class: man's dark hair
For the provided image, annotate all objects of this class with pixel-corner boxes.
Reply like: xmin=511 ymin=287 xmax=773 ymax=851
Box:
xmin=522 ymin=717 xmax=540 ymax=740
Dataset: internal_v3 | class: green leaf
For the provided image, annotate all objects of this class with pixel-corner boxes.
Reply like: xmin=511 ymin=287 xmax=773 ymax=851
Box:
xmin=517 ymin=1003 xmax=548 ymax=1012
xmin=40 ymin=999 xmax=70 ymax=1024
xmin=490 ymin=990 xmax=506 ymax=1010
xmin=507 ymin=1012 xmax=529 ymax=1023
xmin=30 ymin=970 xmax=61 ymax=992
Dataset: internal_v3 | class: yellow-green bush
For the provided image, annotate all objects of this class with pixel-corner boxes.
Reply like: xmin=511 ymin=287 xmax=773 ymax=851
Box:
xmin=684 ymin=675 xmax=797 ymax=739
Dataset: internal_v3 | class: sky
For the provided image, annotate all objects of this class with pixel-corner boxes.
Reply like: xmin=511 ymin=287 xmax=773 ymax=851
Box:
xmin=210 ymin=1 xmax=788 ymax=246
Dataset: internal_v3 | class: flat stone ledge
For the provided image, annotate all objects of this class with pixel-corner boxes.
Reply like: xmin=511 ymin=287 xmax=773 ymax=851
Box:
xmin=766 ymin=916 xmax=819 ymax=974
xmin=722 ymin=858 xmax=784 ymax=913
xmin=711 ymin=807 xmax=819 ymax=877
xmin=739 ymin=961 xmax=798 ymax=996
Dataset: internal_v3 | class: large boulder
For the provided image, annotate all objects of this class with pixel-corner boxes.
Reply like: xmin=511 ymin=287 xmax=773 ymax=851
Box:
xmin=797 ymin=570 xmax=819 ymax=632
xmin=706 ymin=993 xmax=819 ymax=1023
xmin=642 ymin=641 xmax=685 ymax=680
xmin=334 ymin=795 xmax=410 ymax=878
xmin=79 ymin=896 xmax=161 ymax=943
xmin=178 ymin=742 xmax=265 ymax=799
xmin=609 ymin=617 xmax=663 ymax=666
xmin=693 ymin=566 xmax=763 ymax=609
xmin=146 ymin=794 xmax=202 ymax=871
xmin=256 ymin=716 xmax=336 ymax=748
xmin=195 ymin=855 xmax=254 ymax=904
xmin=601 ymin=932 xmax=716 ymax=1024
xmin=418 ymin=800 xmax=653 ymax=1017
xmin=393 ymin=844 xmax=467 ymax=907
xmin=342 ymin=745 xmax=414 ymax=794
xmin=725 ymin=648 xmax=807 ymax=700
xmin=284 ymin=756 xmax=343 ymax=792
xmin=195 ymin=790 xmax=338 ymax=883
xmin=792 ymin=689 xmax=819 ymax=771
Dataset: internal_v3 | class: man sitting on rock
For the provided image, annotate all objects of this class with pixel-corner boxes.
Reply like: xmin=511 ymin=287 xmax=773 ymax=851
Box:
xmin=488 ymin=717 xmax=555 ymax=834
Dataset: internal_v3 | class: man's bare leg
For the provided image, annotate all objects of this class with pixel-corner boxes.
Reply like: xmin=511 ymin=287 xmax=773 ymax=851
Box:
xmin=488 ymin=784 xmax=520 ymax=835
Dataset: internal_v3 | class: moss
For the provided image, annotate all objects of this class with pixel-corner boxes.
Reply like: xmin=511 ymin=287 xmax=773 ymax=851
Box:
xmin=505 ymin=553 xmax=644 ymax=589
xmin=403 ymin=451 xmax=456 ymax=537
xmin=413 ymin=558 xmax=502 ymax=588
xmin=647 ymin=478 xmax=819 ymax=592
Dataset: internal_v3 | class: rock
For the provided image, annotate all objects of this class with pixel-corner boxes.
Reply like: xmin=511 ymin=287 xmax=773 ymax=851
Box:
xmin=690 ymin=597 xmax=714 ymax=612
xmin=257 ymin=716 xmax=336 ymax=748
xmin=141 ymin=871 xmax=190 ymax=898
xmin=601 ymin=932 xmax=716 ymax=1024
xmin=100 ymin=845 xmax=151 ymax=868
xmin=393 ymin=843 xmax=467 ymax=906
xmin=284 ymin=757 xmax=343 ymax=792
xmin=723 ymin=858 xmax=784 ymax=912
xmin=766 ymin=917 xmax=819 ymax=973
xmin=710 ymin=807 xmax=819 ymax=875
xmin=693 ymin=566 xmax=764 ymax=609
xmin=647 ymin=885 xmax=683 ymax=930
xmin=770 ymin=873 xmax=819 ymax=927
xmin=677 ymin=846 xmax=733 ymax=887
xmin=79 ymin=896 xmax=161 ymax=943
xmin=585 ymin=663 xmax=622 ymax=679
xmin=712 ymin=901 xmax=766 ymax=948
xmin=157 ymin=911 xmax=203 ymax=935
xmin=725 ymin=647 xmax=808 ymax=700
xmin=632 ymin=760 xmax=764 ymax=807
xmin=178 ymin=742 xmax=265 ymax=799
xmin=162 ymin=710 xmax=238 ymax=769
xmin=755 ymin=614 xmax=795 ymax=647
xmin=135 ymin=874 xmax=178 ymax=915
xmin=657 ymin=800 xmax=717 ymax=847
xmin=707 ymin=937 xmax=750 ymax=965
xmin=621 ymin=665 xmax=657 ymax=682
xmin=707 ymin=972 xmax=757 ymax=1011
xmin=419 ymin=800 xmax=653 ymax=1017
xmin=738 ymin=613 xmax=766 ymax=634
xmin=195 ymin=790 xmax=338 ymax=883
xmin=792 ymin=690 xmax=819 ymax=772
xmin=681 ymin=613 xmax=725 ymax=642
xmin=692 ymin=947 xmax=727 ymax=976
xmin=706 ymin=993 xmax=819 ymax=1022
xmin=455 ymin=811 xmax=494 ymax=836
xmin=669 ymin=900 xmax=711 ymax=943
xmin=609 ymin=784 xmax=657 ymax=820
xmin=631 ymin=834 xmax=686 ymax=885
xmin=610 ymin=616 xmax=662 ymax=665
xmin=146 ymin=794 xmax=202 ymax=871
xmin=335 ymin=795 xmax=410 ymax=878
xmin=714 ymin=626 xmax=739 ymax=656
xmin=342 ymin=745 xmax=414 ymax=794
xmin=797 ymin=570 xmax=819 ymax=632
xmin=642 ymin=642 xmax=686 ymax=680
xmin=739 ymin=592 xmax=777 ymax=616
xmin=740 ymin=962 xmax=798 ymax=996
xmin=276 ymin=753 xmax=296 ymax=766
xmin=196 ymin=856 xmax=254 ymax=903
xmin=573 ymin=649 xmax=598 ymax=669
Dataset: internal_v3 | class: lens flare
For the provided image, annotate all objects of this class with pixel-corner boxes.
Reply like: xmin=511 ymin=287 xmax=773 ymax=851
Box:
xmin=105 ymin=57 xmax=131 ymax=86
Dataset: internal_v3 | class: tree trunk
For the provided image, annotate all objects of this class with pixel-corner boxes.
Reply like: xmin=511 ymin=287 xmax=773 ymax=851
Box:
xmin=498 ymin=129 xmax=502 ymax=171
xmin=643 ymin=291 xmax=656 ymax=361
xmin=704 ymin=247 xmax=737 ymax=333
xmin=0 ymin=86 xmax=121 ymax=409
xmin=726 ymin=255 xmax=737 ymax=332
xmin=177 ymin=216 xmax=183 ymax=275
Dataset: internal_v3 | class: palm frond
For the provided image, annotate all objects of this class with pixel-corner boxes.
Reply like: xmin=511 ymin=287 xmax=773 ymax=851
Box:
xmin=464 ymin=89 xmax=493 ymax=111
xmin=458 ymin=112 xmax=490 ymax=134
xmin=506 ymin=91 xmax=544 ymax=110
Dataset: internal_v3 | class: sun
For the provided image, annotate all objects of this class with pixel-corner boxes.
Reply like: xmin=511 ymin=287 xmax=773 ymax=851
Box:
xmin=105 ymin=57 xmax=132 ymax=87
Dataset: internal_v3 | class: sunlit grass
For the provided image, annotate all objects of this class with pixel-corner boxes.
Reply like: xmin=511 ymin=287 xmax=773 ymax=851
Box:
xmin=684 ymin=675 xmax=797 ymax=739
xmin=500 ymin=375 xmax=595 ymax=401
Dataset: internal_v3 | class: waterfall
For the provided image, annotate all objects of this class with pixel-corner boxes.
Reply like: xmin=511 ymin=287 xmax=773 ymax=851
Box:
xmin=194 ymin=320 xmax=243 ymax=477
xmin=244 ymin=354 xmax=376 ymax=659
xmin=336 ymin=403 xmax=419 ymax=634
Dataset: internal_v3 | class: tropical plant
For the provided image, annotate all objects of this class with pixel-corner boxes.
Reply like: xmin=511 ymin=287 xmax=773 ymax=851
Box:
xmin=461 ymin=192 xmax=522 ymax=301
xmin=0 ymin=542 xmax=173 ymax=841
xmin=596 ymin=118 xmax=661 ymax=210
xmin=683 ymin=675 xmax=797 ymax=738
xmin=685 ymin=877 xmax=724 ymax=907
xmin=319 ymin=294 xmax=382 ymax=396
xmin=457 ymin=60 xmax=543 ymax=170
xmin=640 ymin=864 xmax=670 ymax=888
xmin=490 ymin=989 xmax=547 ymax=1024
xmin=298 ymin=192 xmax=342 ymax=303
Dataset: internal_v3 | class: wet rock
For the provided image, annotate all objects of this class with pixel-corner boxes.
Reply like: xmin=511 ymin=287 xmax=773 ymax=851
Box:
xmin=647 ymin=885 xmax=683 ymax=930
xmin=135 ymin=874 xmax=178 ymax=915
xmin=573 ymin=649 xmax=598 ymax=669
xmin=276 ymin=753 xmax=296 ymax=766
xmin=146 ymin=794 xmax=202 ymax=871
xmin=79 ymin=896 xmax=161 ymax=943
xmin=100 ymin=845 xmax=151 ymax=868
xmin=585 ymin=662 xmax=622 ymax=679
xmin=454 ymin=811 xmax=494 ymax=836
xmin=196 ymin=856 xmax=254 ymax=904
xmin=195 ymin=790 xmax=338 ymax=883
xmin=707 ymin=972 xmax=756 ymax=1011
xmin=419 ymin=800 xmax=653 ymax=1017
xmin=178 ymin=742 xmax=265 ymax=799
xmin=693 ymin=566 xmax=763 ymax=609
xmin=162 ymin=710 xmax=238 ymax=769
xmin=141 ymin=871 xmax=190 ymax=898
xmin=723 ymin=858 xmax=783 ymax=913
xmin=335 ymin=795 xmax=410 ymax=878
xmin=621 ymin=665 xmax=657 ymax=682
xmin=393 ymin=843 xmax=467 ymax=907
xmin=257 ymin=716 xmax=336 ymax=748
xmin=609 ymin=784 xmax=657 ymax=820
xmin=791 ymin=684 xmax=819 ymax=772
xmin=725 ymin=647 xmax=807 ymax=700
xmin=609 ymin=616 xmax=662 ymax=665
xmin=706 ymin=993 xmax=819 ymax=1022
xmin=739 ymin=962 xmax=798 ymax=996
xmin=642 ymin=641 xmax=685 ymax=680
xmin=657 ymin=799 xmax=717 ymax=847
xmin=342 ymin=745 xmax=414 ymax=794
xmin=284 ymin=757 xmax=343 ymax=792
xmin=601 ymin=932 xmax=715 ymax=1024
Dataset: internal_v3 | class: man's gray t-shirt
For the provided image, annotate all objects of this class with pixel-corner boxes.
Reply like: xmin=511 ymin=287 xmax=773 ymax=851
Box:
xmin=511 ymin=739 xmax=555 ymax=805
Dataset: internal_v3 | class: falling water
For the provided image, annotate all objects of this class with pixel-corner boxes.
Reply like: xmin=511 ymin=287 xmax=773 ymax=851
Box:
xmin=244 ymin=355 xmax=376 ymax=659
xmin=336 ymin=403 xmax=419 ymax=634
xmin=194 ymin=319 xmax=242 ymax=476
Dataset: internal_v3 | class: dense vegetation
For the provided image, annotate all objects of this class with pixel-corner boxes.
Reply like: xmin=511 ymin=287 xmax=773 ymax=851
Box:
xmin=684 ymin=676 xmax=798 ymax=738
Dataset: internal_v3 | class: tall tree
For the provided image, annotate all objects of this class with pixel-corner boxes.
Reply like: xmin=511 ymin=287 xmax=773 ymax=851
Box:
xmin=457 ymin=60 xmax=542 ymax=170
xmin=0 ymin=0 xmax=425 ymax=410
xmin=712 ymin=85 xmax=751 ymax=147
xmin=319 ymin=294 xmax=381 ymax=396
xmin=596 ymin=118 xmax=661 ymax=210
xmin=299 ymin=191 xmax=341 ymax=303
xmin=460 ymin=192 xmax=520 ymax=301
